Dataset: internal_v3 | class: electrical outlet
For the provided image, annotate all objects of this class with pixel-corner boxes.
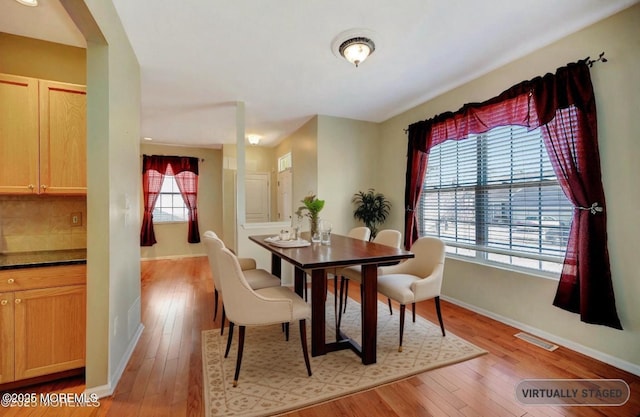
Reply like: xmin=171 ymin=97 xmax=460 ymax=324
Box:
xmin=71 ymin=212 xmax=82 ymax=227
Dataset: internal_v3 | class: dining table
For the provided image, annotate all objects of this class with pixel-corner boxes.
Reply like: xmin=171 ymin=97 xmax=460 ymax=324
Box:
xmin=249 ymin=232 xmax=414 ymax=365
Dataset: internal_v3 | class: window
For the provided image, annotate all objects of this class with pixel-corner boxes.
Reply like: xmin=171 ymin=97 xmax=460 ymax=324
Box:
xmin=418 ymin=125 xmax=573 ymax=274
xmin=278 ymin=152 xmax=292 ymax=172
xmin=152 ymin=176 xmax=188 ymax=222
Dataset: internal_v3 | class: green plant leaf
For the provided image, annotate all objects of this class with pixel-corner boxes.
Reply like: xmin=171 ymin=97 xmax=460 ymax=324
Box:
xmin=352 ymin=188 xmax=391 ymax=237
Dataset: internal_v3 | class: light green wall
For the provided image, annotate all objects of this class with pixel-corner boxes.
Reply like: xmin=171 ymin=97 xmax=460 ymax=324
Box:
xmin=0 ymin=32 xmax=86 ymax=84
xmin=61 ymin=0 xmax=142 ymax=390
xmin=139 ymin=144 xmax=223 ymax=259
xmin=290 ymin=116 xmax=319 ymax=232
xmin=317 ymin=115 xmax=380 ymax=235
xmin=378 ymin=4 xmax=640 ymax=371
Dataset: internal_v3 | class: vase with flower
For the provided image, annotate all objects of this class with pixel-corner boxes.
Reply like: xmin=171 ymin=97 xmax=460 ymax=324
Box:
xmin=295 ymin=194 xmax=325 ymax=242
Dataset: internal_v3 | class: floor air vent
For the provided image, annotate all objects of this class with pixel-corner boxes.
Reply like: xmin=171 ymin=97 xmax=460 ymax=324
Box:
xmin=515 ymin=332 xmax=559 ymax=351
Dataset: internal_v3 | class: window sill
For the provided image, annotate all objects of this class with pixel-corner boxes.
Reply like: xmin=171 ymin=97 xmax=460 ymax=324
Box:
xmin=445 ymin=253 xmax=561 ymax=281
xmin=241 ymin=221 xmax=291 ymax=230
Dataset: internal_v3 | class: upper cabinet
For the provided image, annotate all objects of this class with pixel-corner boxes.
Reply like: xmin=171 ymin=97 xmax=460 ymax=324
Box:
xmin=0 ymin=74 xmax=39 ymax=194
xmin=0 ymin=74 xmax=86 ymax=195
xmin=39 ymin=80 xmax=87 ymax=195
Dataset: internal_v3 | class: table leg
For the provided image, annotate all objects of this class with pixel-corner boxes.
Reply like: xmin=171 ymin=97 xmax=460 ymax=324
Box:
xmin=360 ymin=264 xmax=378 ymax=365
xmin=294 ymin=267 xmax=305 ymax=298
xmin=271 ymin=253 xmax=281 ymax=278
xmin=310 ymin=268 xmax=327 ymax=357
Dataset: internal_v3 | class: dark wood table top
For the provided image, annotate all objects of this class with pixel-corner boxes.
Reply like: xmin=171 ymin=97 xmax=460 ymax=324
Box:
xmin=249 ymin=232 xmax=413 ymax=270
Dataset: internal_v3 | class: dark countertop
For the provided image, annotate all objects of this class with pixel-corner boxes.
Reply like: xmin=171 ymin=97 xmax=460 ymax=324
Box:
xmin=0 ymin=249 xmax=87 ymax=270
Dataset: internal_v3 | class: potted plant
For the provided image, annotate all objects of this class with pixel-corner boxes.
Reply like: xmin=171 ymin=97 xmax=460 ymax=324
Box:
xmin=352 ymin=189 xmax=391 ymax=239
xmin=295 ymin=194 xmax=325 ymax=240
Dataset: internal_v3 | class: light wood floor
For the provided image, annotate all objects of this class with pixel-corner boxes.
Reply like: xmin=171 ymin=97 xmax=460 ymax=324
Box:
xmin=3 ymin=256 xmax=639 ymax=416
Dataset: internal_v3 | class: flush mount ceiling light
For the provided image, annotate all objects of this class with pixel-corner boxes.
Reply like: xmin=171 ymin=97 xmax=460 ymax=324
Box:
xmin=247 ymin=135 xmax=261 ymax=146
xmin=15 ymin=0 xmax=38 ymax=6
xmin=339 ymin=37 xmax=375 ymax=67
xmin=331 ymin=29 xmax=377 ymax=68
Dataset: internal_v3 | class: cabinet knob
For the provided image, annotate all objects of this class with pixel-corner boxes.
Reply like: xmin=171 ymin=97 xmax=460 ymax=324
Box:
xmin=0 ymin=300 xmax=7 ymax=306
xmin=15 ymin=299 xmax=21 ymax=304
xmin=7 ymin=278 xmax=14 ymax=284
xmin=41 ymin=184 xmax=48 ymax=190
xmin=28 ymin=184 xmax=35 ymax=190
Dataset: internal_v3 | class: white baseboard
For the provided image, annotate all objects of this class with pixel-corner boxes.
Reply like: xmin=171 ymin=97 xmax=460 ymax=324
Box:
xmin=84 ymin=382 xmax=113 ymax=399
xmin=441 ymin=295 xmax=640 ymax=377
xmin=84 ymin=323 xmax=145 ymax=399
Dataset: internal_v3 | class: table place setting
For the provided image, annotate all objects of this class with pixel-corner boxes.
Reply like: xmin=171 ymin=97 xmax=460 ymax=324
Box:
xmin=264 ymin=232 xmax=311 ymax=248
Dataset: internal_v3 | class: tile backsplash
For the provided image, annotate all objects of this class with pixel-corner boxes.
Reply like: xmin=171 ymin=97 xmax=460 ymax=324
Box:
xmin=0 ymin=195 xmax=87 ymax=253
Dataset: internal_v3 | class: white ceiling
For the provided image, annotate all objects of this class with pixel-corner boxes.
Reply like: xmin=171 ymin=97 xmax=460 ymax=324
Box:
xmin=1 ymin=0 xmax=637 ymax=148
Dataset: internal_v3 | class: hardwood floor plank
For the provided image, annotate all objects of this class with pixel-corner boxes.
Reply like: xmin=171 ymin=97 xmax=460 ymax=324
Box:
xmin=417 ymin=373 xmax=467 ymax=411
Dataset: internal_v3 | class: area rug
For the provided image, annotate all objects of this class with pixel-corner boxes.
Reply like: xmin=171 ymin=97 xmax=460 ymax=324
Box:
xmin=202 ymin=295 xmax=486 ymax=417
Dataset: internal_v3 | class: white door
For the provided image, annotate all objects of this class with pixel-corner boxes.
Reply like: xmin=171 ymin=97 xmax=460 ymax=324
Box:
xmin=245 ymin=172 xmax=270 ymax=223
xmin=277 ymin=169 xmax=292 ymax=222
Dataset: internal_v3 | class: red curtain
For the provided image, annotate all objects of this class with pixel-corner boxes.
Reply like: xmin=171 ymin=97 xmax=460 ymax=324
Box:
xmin=404 ymin=61 xmax=621 ymax=329
xmin=174 ymin=171 xmax=201 ymax=243
xmin=140 ymin=155 xmax=201 ymax=246
xmin=140 ymin=169 xmax=165 ymax=246
xmin=534 ymin=64 xmax=621 ymax=329
xmin=403 ymin=124 xmax=430 ymax=249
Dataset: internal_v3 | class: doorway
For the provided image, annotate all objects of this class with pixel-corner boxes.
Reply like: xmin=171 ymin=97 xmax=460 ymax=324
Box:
xmin=245 ymin=172 xmax=270 ymax=222
xmin=277 ymin=169 xmax=292 ymax=222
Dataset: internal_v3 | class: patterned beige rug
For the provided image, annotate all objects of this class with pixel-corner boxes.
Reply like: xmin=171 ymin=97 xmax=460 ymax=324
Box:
xmin=202 ymin=295 xmax=486 ymax=417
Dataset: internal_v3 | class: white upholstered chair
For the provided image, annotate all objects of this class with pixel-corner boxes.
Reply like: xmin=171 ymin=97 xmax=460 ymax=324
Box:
xmin=203 ymin=231 xmax=281 ymax=334
xmin=377 ymin=236 xmax=446 ymax=352
xmin=216 ymin=246 xmax=312 ymax=386
xmin=337 ymin=229 xmax=402 ymax=319
xmin=347 ymin=226 xmax=371 ymax=242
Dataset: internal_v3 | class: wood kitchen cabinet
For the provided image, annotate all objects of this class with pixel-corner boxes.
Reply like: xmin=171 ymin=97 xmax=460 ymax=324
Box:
xmin=0 ymin=73 xmax=86 ymax=195
xmin=0 ymin=292 xmax=15 ymax=383
xmin=0 ymin=265 xmax=86 ymax=384
xmin=0 ymin=74 xmax=39 ymax=194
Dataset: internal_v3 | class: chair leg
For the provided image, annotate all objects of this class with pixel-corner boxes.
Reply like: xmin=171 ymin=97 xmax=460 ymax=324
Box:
xmin=285 ymin=322 xmax=290 ymax=341
xmin=213 ymin=289 xmax=219 ymax=321
xmin=412 ymin=302 xmax=416 ymax=322
xmin=299 ymin=319 xmax=312 ymax=377
xmin=304 ymin=276 xmax=308 ymax=302
xmin=388 ymin=298 xmax=393 ymax=315
xmin=220 ymin=307 xmax=226 ymax=336
xmin=233 ymin=326 xmax=246 ymax=387
xmin=224 ymin=321 xmax=235 ymax=358
xmin=435 ymin=296 xmax=446 ymax=337
xmin=398 ymin=304 xmax=406 ymax=352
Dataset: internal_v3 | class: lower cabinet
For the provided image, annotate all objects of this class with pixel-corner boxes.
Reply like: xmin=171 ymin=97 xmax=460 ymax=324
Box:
xmin=0 ymin=265 xmax=86 ymax=384
xmin=0 ymin=292 xmax=15 ymax=383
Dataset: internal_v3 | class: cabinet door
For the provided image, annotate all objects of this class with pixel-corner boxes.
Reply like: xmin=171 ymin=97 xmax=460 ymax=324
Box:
xmin=39 ymin=80 xmax=87 ymax=195
xmin=0 ymin=292 xmax=15 ymax=383
xmin=0 ymin=74 xmax=39 ymax=194
xmin=14 ymin=285 xmax=86 ymax=380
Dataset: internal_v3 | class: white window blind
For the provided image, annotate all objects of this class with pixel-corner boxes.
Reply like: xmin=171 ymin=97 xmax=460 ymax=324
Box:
xmin=419 ymin=125 xmax=573 ymax=274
